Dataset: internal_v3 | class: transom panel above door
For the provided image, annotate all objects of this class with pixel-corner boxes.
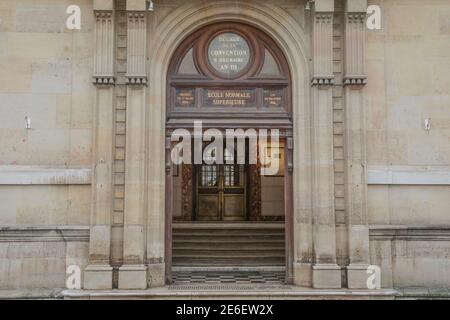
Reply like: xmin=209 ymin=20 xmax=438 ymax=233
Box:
xmin=166 ymin=22 xmax=292 ymax=129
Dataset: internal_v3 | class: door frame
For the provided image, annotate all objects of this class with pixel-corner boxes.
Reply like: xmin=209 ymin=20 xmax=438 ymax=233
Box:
xmin=165 ymin=130 xmax=294 ymax=283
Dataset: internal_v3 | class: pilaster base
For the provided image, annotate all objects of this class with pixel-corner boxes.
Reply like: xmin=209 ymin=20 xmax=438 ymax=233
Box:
xmin=312 ymin=264 xmax=342 ymax=289
xmin=118 ymin=264 xmax=148 ymax=289
xmin=293 ymin=262 xmax=312 ymax=287
xmin=147 ymin=263 xmax=165 ymax=287
xmin=83 ymin=264 xmax=113 ymax=290
xmin=347 ymin=264 xmax=371 ymax=289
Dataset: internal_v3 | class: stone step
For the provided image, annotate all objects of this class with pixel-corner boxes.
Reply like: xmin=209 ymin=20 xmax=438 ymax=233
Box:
xmin=173 ymin=249 xmax=285 ymax=256
xmin=173 ymin=236 xmax=285 ymax=242
xmin=173 ymin=230 xmax=284 ymax=236
xmin=173 ymin=244 xmax=284 ymax=251
xmin=173 ymin=257 xmax=285 ymax=266
xmin=173 ymin=239 xmax=285 ymax=244
xmin=172 ymin=223 xmax=285 ymax=267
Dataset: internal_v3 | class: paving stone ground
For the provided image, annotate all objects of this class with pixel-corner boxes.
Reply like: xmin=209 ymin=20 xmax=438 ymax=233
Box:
xmin=172 ymin=271 xmax=286 ymax=285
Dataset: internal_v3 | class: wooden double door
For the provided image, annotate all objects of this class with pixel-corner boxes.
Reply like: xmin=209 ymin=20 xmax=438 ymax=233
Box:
xmin=195 ymin=162 xmax=246 ymax=221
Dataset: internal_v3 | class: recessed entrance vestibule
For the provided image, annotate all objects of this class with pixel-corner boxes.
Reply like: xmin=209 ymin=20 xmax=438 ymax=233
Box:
xmin=165 ymin=22 xmax=293 ymax=283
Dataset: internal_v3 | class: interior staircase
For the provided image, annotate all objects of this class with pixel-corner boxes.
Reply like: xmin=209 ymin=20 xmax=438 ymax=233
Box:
xmin=172 ymin=223 xmax=285 ymax=268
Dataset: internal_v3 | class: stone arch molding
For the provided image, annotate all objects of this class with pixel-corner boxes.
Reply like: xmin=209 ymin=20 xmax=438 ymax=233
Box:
xmin=144 ymin=0 xmax=314 ymax=286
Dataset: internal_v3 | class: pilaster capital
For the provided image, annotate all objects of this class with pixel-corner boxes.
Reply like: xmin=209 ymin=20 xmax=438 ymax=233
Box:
xmin=311 ymin=76 xmax=335 ymax=87
xmin=343 ymin=75 xmax=367 ymax=87
xmin=125 ymin=75 xmax=148 ymax=85
xmin=314 ymin=12 xmax=333 ymax=21
xmin=93 ymin=75 xmax=116 ymax=86
xmin=127 ymin=11 xmax=146 ymax=18
xmin=346 ymin=12 xmax=366 ymax=22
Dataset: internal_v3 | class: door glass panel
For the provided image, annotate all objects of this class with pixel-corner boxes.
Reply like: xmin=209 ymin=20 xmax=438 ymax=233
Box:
xmin=200 ymin=165 xmax=217 ymax=187
xmin=224 ymin=147 xmax=238 ymax=187
xmin=224 ymin=165 xmax=240 ymax=186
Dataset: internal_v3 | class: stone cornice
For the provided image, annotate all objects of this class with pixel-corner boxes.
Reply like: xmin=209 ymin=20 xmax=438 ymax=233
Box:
xmin=0 ymin=226 xmax=90 ymax=242
xmin=367 ymin=166 xmax=450 ymax=185
xmin=370 ymin=225 xmax=450 ymax=241
xmin=0 ymin=166 xmax=91 ymax=185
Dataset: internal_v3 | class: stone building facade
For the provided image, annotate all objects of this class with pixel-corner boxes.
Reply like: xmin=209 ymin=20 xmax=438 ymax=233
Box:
xmin=0 ymin=0 xmax=449 ymax=299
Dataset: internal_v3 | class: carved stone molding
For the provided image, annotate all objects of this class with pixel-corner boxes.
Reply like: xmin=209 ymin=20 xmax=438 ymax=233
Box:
xmin=0 ymin=226 xmax=90 ymax=242
xmin=311 ymin=76 xmax=335 ymax=86
xmin=347 ymin=12 xmax=365 ymax=23
xmin=370 ymin=226 xmax=450 ymax=241
xmin=125 ymin=76 xmax=147 ymax=85
xmin=343 ymin=75 xmax=367 ymax=86
xmin=93 ymin=75 xmax=116 ymax=85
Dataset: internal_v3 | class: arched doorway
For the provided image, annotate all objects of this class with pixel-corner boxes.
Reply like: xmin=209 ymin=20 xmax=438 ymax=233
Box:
xmin=165 ymin=22 xmax=294 ymax=284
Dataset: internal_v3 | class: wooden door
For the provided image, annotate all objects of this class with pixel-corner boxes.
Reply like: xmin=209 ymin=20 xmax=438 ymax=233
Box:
xmin=196 ymin=153 xmax=246 ymax=221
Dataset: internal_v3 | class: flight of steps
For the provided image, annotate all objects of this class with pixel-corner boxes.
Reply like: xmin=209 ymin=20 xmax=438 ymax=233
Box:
xmin=172 ymin=223 xmax=285 ymax=267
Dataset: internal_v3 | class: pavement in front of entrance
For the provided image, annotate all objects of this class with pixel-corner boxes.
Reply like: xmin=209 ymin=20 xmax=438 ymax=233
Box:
xmin=171 ymin=271 xmax=286 ymax=285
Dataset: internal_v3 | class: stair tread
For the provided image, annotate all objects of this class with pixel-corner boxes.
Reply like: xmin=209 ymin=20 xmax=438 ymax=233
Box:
xmin=172 ymin=225 xmax=285 ymax=267
xmin=173 ymin=239 xmax=285 ymax=242
xmin=173 ymin=254 xmax=285 ymax=258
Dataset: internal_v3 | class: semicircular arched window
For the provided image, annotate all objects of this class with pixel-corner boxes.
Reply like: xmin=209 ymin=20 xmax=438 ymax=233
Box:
xmin=167 ymin=22 xmax=292 ymax=129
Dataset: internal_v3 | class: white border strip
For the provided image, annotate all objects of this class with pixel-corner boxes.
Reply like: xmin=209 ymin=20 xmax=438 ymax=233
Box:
xmin=0 ymin=166 xmax=91 ymax=185
xmin=368 ymin=166 xmax=450 ymax=185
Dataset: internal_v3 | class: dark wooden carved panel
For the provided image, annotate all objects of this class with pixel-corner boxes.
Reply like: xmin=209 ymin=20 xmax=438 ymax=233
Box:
xmin=177 ymin=164 xmax=193 ymax=221
xmin=176 ymin=88 xmax=195 ymax=107
xmin=263 ymin=89 xmax=284 ymax=108
xmin=247 ymin=162 xmax=261 ymax=221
